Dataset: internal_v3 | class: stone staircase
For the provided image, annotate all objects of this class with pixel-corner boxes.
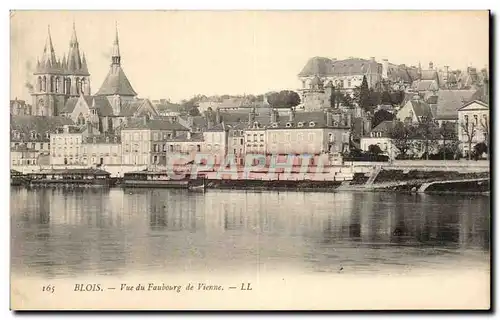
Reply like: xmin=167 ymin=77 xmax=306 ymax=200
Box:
xmin=364 ymin=166 xmax=382 ymax=188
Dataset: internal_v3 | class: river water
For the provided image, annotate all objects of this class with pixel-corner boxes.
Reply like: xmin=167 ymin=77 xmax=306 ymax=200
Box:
xmin=11 ymin=187 xmax=490 ymax=280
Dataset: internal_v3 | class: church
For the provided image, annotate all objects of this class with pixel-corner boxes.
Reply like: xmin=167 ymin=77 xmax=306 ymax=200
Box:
xmin=30 ymin=23 xmax=158 ymax=134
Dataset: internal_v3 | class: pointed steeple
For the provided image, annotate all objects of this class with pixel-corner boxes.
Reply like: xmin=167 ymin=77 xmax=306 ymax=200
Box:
xmin=66 ymin=22 xmax=88 ymax=75
xmin=39 ymin=25 xmax=58 ymax=72
xmin=81 ymin=52 xmax=89 ymax=74
xmin=95 ymin=23 xmax=136 ymax=97
xmin=70 ymin=20 xmax=78 ymax=45
xmin=61 ymin=53 xmax=67 ymax=70
xmin=112 ymin=22 xmax=121 ymax=66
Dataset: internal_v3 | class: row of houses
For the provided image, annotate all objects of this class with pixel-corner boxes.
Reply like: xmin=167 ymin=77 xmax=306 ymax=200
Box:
xmin=360 ymin=99 xmax=489 ymax=159
xmin=10 ymin=107 xmax=354 ymax=167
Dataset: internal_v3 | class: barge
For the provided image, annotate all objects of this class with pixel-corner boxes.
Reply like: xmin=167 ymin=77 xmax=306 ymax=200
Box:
xmin=27 ymin=168 xmax=113 ymax=187
xmin=122 ymin=171 xmax=191 ymax=188
xmin=10 ymin=169 xmax=28 ymax=186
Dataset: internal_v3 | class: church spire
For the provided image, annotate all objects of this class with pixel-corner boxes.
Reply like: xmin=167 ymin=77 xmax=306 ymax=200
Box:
xmin=112 ymin=22 xmax=121 ymax=66
xmin=70 ymin=20 xmax=78 ymax=45
xmin=66 ymin=22 xmax=88 ymax=75
xmin=40 ymin=25 xmax=58 ymax=70
xmin=81 ymin=52 xmax=89 ymax=74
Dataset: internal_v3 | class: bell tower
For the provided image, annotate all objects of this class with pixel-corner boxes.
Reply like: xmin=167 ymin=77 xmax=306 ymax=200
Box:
xmin=31 ymin=26 xmax=65 ymax=116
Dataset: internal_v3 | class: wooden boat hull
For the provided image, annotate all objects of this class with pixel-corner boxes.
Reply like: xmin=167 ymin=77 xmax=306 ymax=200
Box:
xmin=29 ymin=179 xmax=112 ymax=187
xmin=122 ymin=179 xmax=190 ymax=188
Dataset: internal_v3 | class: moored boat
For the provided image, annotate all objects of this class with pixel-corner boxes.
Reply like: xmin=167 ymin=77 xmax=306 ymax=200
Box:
xmin=10 ymin=169 xmax=28 ymax=186
xmin=122 ymin=171 xmax=190 ymax=188
xmin=27 ymin=168 xmax=113 ymax=187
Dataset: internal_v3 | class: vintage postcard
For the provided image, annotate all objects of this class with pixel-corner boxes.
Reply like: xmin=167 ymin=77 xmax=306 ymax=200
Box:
xmin=10 ymin=10 xmax=490 ymax=310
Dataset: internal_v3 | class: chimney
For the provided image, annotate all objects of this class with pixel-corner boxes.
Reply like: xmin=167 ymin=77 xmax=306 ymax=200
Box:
xmin=215 ymin=107 xmax=221 ymax=124
xmin=429 ymin=61 xmax=433 ymax=70
xmin=289 ymin=108 xmax=295 ymax=121
xmin=370 ymin=57 xmax=375 ymax=62
xmin=382 ymin=59 xmax=389 ymax=79
xmin=331 ymin=57 xmax=337 ymax=61
xmin=271 ymin=108 xmax=278 ymax=123
xmin=187 ymin=131 xmax=192 ymax=140
xmin=64 ymin=125 xmax=70 ymax=133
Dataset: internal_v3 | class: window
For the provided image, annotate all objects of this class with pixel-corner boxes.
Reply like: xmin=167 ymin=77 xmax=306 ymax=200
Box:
xmin=240 ymin=138 xmax=243 ymax=145
xmin=474 ymin=115 xmax=478 ymax=126
xmin=253 ymin=134 xmax=257 ymax=142
xmin=154 ymin=132 xmax=158 ymax=141
xmin=260 ymin=134 xmax=264 ymax=142
xmin=347 ymin=80 xmax=351 ymax=87
xmin=114 ymin=136 xmax=118 ymax=143
xmin=298 ymin=133 xmax=304 ymax=141
xmin=328 ymin=133 xmax=333 ymax=142
xmin=285 ymin=133 xmax=291 ymax=142
xmin=272 ymin=123 xmax=278 ymax=128
xmin=272 ymin=133 xmax=277 ymax=143
xmin=297 ymin=122 xmax=304 ymax=127
xmin=197 ymin=145 xmax=201 ymax=152
xmin=309 ymin=121 xmax=316 ymax=127
xmin=286 ymin=122 xmax=292 ymax=128
xmin=464 ymin=115 xmax=469 ymax=126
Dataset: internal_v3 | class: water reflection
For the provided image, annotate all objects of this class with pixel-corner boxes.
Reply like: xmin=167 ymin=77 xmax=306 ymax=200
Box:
xmin=11 ymin=188 xmax=490 ymax=279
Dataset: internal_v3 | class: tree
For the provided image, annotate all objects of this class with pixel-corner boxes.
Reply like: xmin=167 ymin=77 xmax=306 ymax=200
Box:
xmin=368 ymin=144 xmax=383 ymax=155
xmin=204 ymin=107 xmax=216 ymax=123
xmin=341 ymin=93 xmax=354 ymax=108
xmin=389 ymin=121 xmax=416 ymax=158
xmin=372 ymin=109 xmax=395 ymax=128
xmin=460 ymin=117 xmax=477 ymax=160
xmin=439 ymin=122 xmax=458 ymax=160
xmin=335 ymin=87 xmax=342 ymax=108
xmin=266 ymin=90 xmax=301 ymax=109
xmin=480 ymin=115 xmax=489 ymax=159
xmin=353 ymin=75 xmax=371 ymax=111
xmin=416 ymin=116 xmax=438 ymax=160
xmin=327 ymin=86 xmax=336 ymax=108
xmin=474 ymin=142 xmax=488 ymax=159
xmin=187 ymin=106 xmax=200 ymax=116
xmin=380 ymin=91 xmax=393 ymax=105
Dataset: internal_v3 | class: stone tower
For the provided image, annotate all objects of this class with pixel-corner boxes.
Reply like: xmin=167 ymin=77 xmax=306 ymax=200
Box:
xmin=95 ymin=24 xmax=137 ymax=115
xmin=31 ymin=26 xmax=65 ymax=116
xmin=31 ymin=23 xmax=90 ymax=116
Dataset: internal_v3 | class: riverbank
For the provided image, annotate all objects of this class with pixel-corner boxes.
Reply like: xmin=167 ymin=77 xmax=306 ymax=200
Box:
xmin=11 ymin=168 xmax=490 ymax=195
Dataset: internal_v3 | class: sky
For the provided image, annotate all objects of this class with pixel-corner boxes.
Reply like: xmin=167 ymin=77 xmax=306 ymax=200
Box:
xmin=10 ymin=10 xmax=489 ymax=103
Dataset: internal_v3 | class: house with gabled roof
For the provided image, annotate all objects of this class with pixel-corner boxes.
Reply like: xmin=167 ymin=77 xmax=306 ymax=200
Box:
xmin=433 ymin=89 xmax=481 ymax=125
xmin=457 ymin=100 xmax=489 ymax=156
xmin=395 ymin=95 xmax=434 ymax=124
